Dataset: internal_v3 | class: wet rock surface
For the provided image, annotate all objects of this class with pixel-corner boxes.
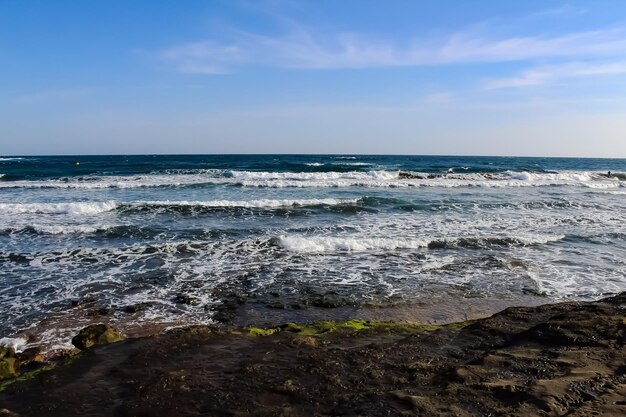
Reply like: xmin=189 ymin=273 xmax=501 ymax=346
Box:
xmin=71 ymin=324 xmax=124 ymax=350
xmin=0 ymin=293 xmax=624 ymax=416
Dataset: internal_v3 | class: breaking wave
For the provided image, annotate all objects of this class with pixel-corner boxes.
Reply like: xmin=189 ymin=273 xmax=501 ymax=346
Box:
xmin=275 ymin=234 xmax=565 ymax=253
xmin=122 ymin=198 xmax=359 ymax=210
xmin=0 ymin=170 xmax=622 ymax=189
xmin=0 ymin=201 xmax=118 ymax=215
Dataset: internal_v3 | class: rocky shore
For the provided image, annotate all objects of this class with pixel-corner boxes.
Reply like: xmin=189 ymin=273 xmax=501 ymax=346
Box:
xmin=1 ymin=293 xmax=625 ymax=416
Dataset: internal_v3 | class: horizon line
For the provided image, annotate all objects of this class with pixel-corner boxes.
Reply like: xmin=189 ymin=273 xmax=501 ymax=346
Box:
xmin=3 ymin=152 xmax=626 ymax=160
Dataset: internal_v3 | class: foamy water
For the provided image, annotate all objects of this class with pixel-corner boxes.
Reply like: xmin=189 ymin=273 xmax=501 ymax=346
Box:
xmin=1 ymin=154 xmax=625 ymax=351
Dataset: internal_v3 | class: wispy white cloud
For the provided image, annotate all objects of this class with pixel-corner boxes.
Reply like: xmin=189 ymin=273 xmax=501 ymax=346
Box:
xmin=159 ymin=25 xmax=626 ymax=73
xmin=486 ymin=61 xmax=626 ymax=89
xmin=160 ymin=41 xmax=245 ymax=74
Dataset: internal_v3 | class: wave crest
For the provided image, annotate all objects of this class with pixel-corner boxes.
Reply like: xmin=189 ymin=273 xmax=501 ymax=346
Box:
xmin=0 ymin=170 xmax=622 ymax=189
xmin=0 ymin=201 xmax=117 ymax=215
xmin=275 ymin=234 xmax=565 ymax=253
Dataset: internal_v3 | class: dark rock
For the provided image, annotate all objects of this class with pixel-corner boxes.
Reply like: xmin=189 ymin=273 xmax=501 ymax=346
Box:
xmin=398 ymin=172 xmax=423 ymax=179
xmin=7 ymin=253 xmax=29 ymax=263
xmin=266 ymin=301 xmax=287 ymax=310
xmin=16 ymin=347 xmax=44 ymax=365
xmin=175 ymin=294 xmax=200 ymax=306
xmin=123 ymin=303 xmax=152 ymax=314
xmin=71 ymin=324 xmax=124 ymax=350
xmin=87 ymin=307 xmax=114 ymax=316
xmin=70 ymin=298 xmax=97 ymax=308
xmin=211 ymin=296 xmax=246 ymax=324
xmin=312 ymin=294 xmax=346 ymax=308
xmin=2 ymin=293 xmax=626 ymax=417
xmin=522 ymin=287 xmax=547 ymax=297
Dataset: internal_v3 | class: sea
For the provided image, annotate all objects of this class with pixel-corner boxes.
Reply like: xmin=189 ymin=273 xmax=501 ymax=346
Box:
xmin=1 ymin=154 xmax=625 ymax=351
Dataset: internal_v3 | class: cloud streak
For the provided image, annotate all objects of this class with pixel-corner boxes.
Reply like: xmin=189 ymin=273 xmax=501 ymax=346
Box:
xmin=159 ymin=25 xmax=626 ymax=73
xmin=486 ymin=61 xmax=626 ymax=89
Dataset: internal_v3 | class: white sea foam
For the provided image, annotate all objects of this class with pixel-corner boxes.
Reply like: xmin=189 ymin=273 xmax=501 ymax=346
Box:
xmin=230 ymin=170 xmax=399 ymax=187
xmin=600 ymin=190 xmax=626 ymax=195
xmin=26 ymin=225 xmax=105 ymax=235
xmin=230 ymin=170 xmax=622 ymax=188
xmin=0 ymin=201 xmax=117 ymax=215
xmin=0 ymin=336 xmax=28 ymax=352
xmin=0 ymin=174 xmax=224 ymax=189
xmin=0 ymin=157 xmax=24 ymax=161
xmin=277 ymin=236 xmax=431 ymax=252
xmin=0 ymin=170 xmax=621 ymax=189
xmin=276 ymin=234 xmax=565 ymax=253
xmin=128 ymin=198 xmax=358 ymax=209
xmin=515 ymin=234 xmax=565 ymax=245
xmin=305 ymin=162 xmax=324 ymax=166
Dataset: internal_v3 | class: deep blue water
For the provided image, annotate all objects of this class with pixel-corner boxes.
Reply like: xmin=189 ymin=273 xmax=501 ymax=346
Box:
xmin=2 ymin=154 xmax=626 ymax=180
xmin=1 ymin=154 xmax=625 ymax=350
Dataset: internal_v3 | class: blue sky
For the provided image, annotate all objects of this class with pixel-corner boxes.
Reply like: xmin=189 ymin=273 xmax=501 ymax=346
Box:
xmin=2 ymin=0 xmax=626 ymax=156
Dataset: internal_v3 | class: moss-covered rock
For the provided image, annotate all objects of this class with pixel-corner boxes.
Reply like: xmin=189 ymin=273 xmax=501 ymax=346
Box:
xmin=248 ymin=327 xmax=279 ymax=337
xmin=0 ymin=347 xmax=14 ymax=361
xmin=71 ymin=324 xmax=124 ymax=350
xmin=247 ymin=319 xmax=473 ymax=338
xmin=0 ymin=358 xmax=18 ymax=380
xmin=0 ymin=346 xmax=18 ymax=380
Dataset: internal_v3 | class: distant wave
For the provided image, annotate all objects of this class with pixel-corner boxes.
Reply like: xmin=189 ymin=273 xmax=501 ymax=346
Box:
xmin=0 ymin=201 xmax=117 ymax=215
xmin=2 ymin=196 xmax=610 ymax=219
xmin=0 ymin=198 xmax=359 ymax=217
xmin=0 ymin=170 xmax=622 ymax=189
xmin=229 ymin=170 xmax=623 ymax=189
xmin=129 ymin=198 xmax=357 ymax=208
xmin=1 ymin=224 xmax=106 ymax=235
xmin=0 ymin=157 xmax=24 ymax=161
xmin=0 ymin=174 xmax=220 ymax=189
xmin=119 ymin=198 xmax=360 ymax=214
xmin=0 ymin=224 xmax=238 ymax=239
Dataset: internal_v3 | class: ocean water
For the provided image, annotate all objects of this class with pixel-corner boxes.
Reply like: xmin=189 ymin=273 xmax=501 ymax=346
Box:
xmin=1 ymin=154 xmax=625 ymax=350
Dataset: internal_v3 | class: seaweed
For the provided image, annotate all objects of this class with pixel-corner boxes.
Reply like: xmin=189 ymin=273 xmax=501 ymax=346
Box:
xmin=247 ymin=319 xmax=472 ymax=337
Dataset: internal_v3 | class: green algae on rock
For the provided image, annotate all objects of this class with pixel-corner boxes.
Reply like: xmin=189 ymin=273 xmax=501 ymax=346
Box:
xmin=247 ymin=319 xmax=472 ymax=337
xmin=0 ymin=359 xmax=17 ymax=381
xmin=0 ymin=348 xmax=18 ymax=381
xmin=71 ymin=324 xmax=124 ymax=350
xmin=0 ymin=364 xmax=56 ymax=392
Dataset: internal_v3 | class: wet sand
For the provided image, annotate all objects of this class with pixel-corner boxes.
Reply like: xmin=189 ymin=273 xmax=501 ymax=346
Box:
xmin=1 ymin=293 xmax=624 ymax=416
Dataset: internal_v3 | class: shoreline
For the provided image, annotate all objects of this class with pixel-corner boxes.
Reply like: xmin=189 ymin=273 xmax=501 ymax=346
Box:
xmin=2 ymin=292 xmax=548 ymax=358
xmin=1 ymin=292 xmax=624 ymax=416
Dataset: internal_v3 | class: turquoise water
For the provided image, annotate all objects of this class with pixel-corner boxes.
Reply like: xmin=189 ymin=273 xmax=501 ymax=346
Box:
xmin=1 ymin=154 xmax=625 ymax=349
